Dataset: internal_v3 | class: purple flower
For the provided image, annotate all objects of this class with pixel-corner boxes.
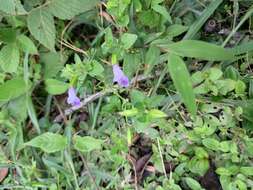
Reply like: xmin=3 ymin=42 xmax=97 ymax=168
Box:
xmin=112 ymin=64 xmax=129 ymax=87
xmin=67 ymin=87 xmax=81 ymax=106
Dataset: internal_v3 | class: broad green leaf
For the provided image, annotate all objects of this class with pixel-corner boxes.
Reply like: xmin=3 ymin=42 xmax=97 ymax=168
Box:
xmin=202 ymin=138 xmax=220 ymax=150
xmin=185 ymin=177 xmax=202 ymax=190
xmin=48 ymin=0 xmax=99 ymax=20
xmin=167 ymin=54 xmax=197 ymax=116
xmin=28 ymin=8 xmax=55 ymax=51
xmin=0 ymin=0 xmax=15 ymax=14
xmin=162 ymin=40 xmax=234 ymax=61
xmin=41 ymin=52 xmax=65 ymax=79
xmin=0 ymin=78 xmax=27 ymax=102
xmin=120 ymin=33 xmax=137 ymax=49
xmin=0 ymin=43 xmax=20 ymax=73
xmin=25 ymin=132 xmax=67 ymax=153
xmin=216 ymin=167 xmax=232 ymax=176
xmin=183 ymin=0 xmax=223 ymax=40
xmin=73 ymin=136 xmax=103 ymax=152
xmin=17 ymin=35 xmax=38 ymax=54
xmin=45 ymin=79 xmax=69 ymax=95
xmin=188 ymin=157 xmax=209 ymax=176
xmin=152 ymin=4 xmax=172 ymax=23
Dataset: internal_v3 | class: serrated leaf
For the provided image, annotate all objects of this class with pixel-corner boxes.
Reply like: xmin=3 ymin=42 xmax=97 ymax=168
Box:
xmin=45 ymin=79 xmax=69 ymax=95
xmin=28 ymin=8 xmax=55 ymax=51
xmin=48 ymin=0 xmax=99 ymax=20
xmin=17 ymin=35 xmax=38 ymax=54
xmin=25 ymin=132 xmax=67 ymax=153
xmin=0 ymin=78 xmax=27 ymax=102
xmin=120 ymin=33 xmax=137 ymax=49
xmin=167 ymin=53 xmax=197 ymax=116
xmin=73 ymin=136 xmax=103 ymax=152
xmin=0 ymin=43 xmax=20 ymax=73
xmin=162 ymin=40 xmax=234 ymax=61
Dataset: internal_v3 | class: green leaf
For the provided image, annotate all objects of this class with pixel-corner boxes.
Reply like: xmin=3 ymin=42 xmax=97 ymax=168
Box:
xmin=123 ymin=52 xmax=141 ymax=77
xmin=0 ymin=78 xmax=27 ymax=102
xmin=202 ymin=138 xmax=220 ymax=150
xmin=25 ymin=132 xmax=67 ymax=153
xmin=0 ymin=43 xmax=20 ymax=73
xmin=119 ymin=108 xmax=139 ymax=117
xmin=41 ymin=52 xmax=65 ymax=79
xmin=120 ymin=33 xmax=137 ymax=49
xmin=152 ymin=4 xmax=172 ymax=23
xmin=162 ymin=40 xmax=234 ymax=61
xmin=26 ymin=96 xmax=41 ymax=134
xmin=0 ymin=0 xmax=15 ymax=14
xmin=145 ymin=46 xmax=160 ymax=75
xmin=188 ymin=157 xmax=209 ymax=176
xmin=0 ymin=28 xmax=17 ymax=43
xmin=185 ymin=177 xmax=202 ymax=190
xmin=73 ymin=136 xmax=103 ymax=152
xmin=17 ymin=35 xmax=38 ymax=54
xmin=147 ymin=109 xmax=167 ymax=119
xmin=166 ymin=24 xmax=188 ymax=38
xmin=167 ymin=53 xmax=197 ymax=116
xmin=28 ymin=8 xmax=55 ymax=51
xmin=48 ymin=0 xmax=99 ymax=20
xmin=45 ymin=79 xmax=69 ymax=95
xmin=88 ymin=61 xmax=104 ymax=77
xmin=216 ymin=167 xmax=232 ymax=176
xmin=240 ymin=167 xmax=253 ymax=176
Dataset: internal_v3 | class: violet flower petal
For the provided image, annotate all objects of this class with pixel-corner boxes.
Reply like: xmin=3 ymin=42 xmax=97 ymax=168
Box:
xmin=67 ymin=87 xmax=81 ymax=106
xmin=112 ymin=64 xmax=129 ymax=87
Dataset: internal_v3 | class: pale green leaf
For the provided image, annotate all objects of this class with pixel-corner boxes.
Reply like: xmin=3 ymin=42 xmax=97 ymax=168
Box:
xmin=167 ymin=54 xmax=197 ymax=116
xmin=17 ymin=35 xmax=38 ymax=54
xmin=28 ymin=8 xmax=55 ymax=51
xmin=25 ymin=132 xmax=67 ymax=153
xmin=0 ymin=43 xmax=20 ymax=73
xmin=120 ymin=33 xmax=137 ymax=49
xmin=45 ymin=79 xmax=69 ymax=95
xmin=162 ymin=40 xmax=234 ymax=61
xmin=119 ymin=108 xmax=139 ymax=117
xmin=48 ymin=0 xmax=99 ymax=20
xmin=74 ymin=136 xmax=103 ymax=152
xmin=147 ymin=109 xmax=167 ymax=119
xmin=0 ymin=78 xmax=27 ymax=102
xmin=0 ymin=0 xmax=15 ymax=14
